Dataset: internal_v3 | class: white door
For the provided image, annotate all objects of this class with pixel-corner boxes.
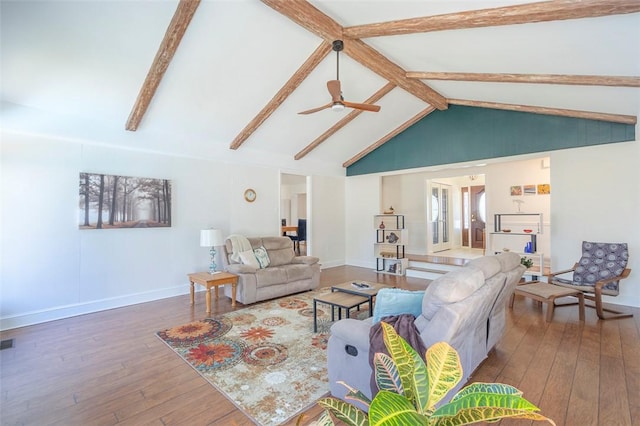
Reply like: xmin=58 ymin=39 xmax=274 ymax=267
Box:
xmin=429 ymin=182 xmax=452 ymax=252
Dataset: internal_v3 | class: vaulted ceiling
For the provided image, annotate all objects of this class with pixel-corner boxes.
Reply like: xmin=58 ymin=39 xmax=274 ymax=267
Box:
xmin=2 ymin=1 xmax=639 ymax=174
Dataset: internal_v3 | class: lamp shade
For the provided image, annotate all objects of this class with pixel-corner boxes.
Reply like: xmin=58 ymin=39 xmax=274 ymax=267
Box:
xmin=200 ymin=229 xmax=223 ymax=247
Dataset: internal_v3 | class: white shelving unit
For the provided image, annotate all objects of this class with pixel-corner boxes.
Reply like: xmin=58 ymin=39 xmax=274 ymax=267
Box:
xmin=490 ymin=213 xmax=544 ymax=277
xmin=374 ymin=214 xmax=408 ymax=276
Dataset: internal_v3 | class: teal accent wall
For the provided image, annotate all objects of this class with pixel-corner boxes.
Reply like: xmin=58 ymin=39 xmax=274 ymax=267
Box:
xmin=346 ymin=105 xmax=635 ymax=176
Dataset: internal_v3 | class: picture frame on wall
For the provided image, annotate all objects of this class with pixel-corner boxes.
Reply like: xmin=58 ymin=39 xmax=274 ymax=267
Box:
xmin=510 ymin=185 xmax=522 ymax=196
xmin=537 ymin=183 xmax=551 ymax=194
xmin=523 ymin=184 xmax=536 ymax=195
xmin=79 ymin=172 xmax=172 ymax=230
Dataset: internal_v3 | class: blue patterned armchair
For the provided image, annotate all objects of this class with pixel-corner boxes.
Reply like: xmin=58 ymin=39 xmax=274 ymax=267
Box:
xmin=548 ymin=241 xmax=632 ymax=320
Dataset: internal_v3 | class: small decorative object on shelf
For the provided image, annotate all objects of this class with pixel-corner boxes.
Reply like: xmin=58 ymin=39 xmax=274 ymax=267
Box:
xmin=383 ymin=206 xmax=395 ymax=214
xmin=502 ymin=229 xmax=511 ymax=232
xmin=379 ymin=221 xmax=385 ymax=229
xmin=386 ymin=232 xmax=399 ymax=244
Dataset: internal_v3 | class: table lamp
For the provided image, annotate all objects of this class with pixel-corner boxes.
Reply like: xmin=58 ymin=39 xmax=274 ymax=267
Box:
xmin=200 ymin=229 xmax=223 ymax=274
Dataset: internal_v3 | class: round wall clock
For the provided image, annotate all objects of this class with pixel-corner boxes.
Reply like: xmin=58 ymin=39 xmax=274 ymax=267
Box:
xmin=244 ymin=188 xmax=257 ymax=203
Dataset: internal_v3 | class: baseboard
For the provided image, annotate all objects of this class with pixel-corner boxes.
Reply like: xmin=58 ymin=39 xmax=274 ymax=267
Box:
xmin=0 ymin=285 xmax=191 ymax=331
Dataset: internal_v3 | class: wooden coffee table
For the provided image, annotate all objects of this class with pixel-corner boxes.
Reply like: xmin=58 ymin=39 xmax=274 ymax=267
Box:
xmin=331 ymin=281 xmax=395 ymax=317
xmin=312 ymin=292 xmax=368 ymax=333
xmin=312 ymin=281 xmax=395 ymax=332
xmin=188 ymin=271 xmax=238 ymax=314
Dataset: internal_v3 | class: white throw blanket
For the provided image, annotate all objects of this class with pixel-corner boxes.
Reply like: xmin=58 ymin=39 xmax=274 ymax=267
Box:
xmin=227 ymin=234 xmax=252 ymax=263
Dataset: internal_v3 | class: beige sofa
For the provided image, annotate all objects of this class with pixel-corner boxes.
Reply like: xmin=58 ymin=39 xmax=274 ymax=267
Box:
xmin=327 ymin=252 xmax=524 ymax=406
xmin=221 ymin=236 xmax=320 ymax=305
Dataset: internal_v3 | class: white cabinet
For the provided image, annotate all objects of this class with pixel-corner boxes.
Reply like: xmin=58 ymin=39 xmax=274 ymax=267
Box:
xmin=490 ymin=213 xmax=544 ymax=277
xmin=374 ymin=214 xmax=408 ymax=276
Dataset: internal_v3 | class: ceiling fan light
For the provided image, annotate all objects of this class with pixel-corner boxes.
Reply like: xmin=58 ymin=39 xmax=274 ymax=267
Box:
xmin=331 ymin=103 xmax=345 ymax=112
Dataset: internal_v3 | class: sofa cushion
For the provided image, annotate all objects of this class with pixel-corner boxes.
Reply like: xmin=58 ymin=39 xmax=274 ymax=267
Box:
xmin=572 ymin=241 xmax=628 ymax=292
xmin=261 ymin=237 xmax=295 ymax=266
xmin=239 ymin=250 xmax=260 ymax=269
xmin=253 ymin=246 xmax=271 ymax=269
xmin=421 ymin=268 xmax=485 ymax=321
xmin=372 ymin=288 xmax=425 ymax=325
xmin=465 ymin=255 xmax=501 ymax=279
xmin=255 ymin=267 xmax=288 ymax=288
xmin=496 ymin=252 xmax=522 ymax=272
xmin=285 ymin=264 xmax=314 ymax=282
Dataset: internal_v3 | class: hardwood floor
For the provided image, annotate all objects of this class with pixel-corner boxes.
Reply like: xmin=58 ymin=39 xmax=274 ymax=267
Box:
xmin=1 ymin=266 xmax=638 ymax=425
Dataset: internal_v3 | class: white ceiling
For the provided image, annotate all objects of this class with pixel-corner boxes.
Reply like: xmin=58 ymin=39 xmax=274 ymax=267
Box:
xmin=2 ymin=1 xmax=639 ymax=175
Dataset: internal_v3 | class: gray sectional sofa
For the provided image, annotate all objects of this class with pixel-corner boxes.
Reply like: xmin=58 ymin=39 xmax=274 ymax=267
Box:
xmin=326 ymin=252 xmax=525 ymax=406
xmin=221 ymin=236 xmax=320 ymax=305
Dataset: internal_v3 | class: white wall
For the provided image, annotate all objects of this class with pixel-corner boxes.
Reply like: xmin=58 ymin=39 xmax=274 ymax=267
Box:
xmin=310 ymin=175 xmax=346 ymax=268
xmin=0 ymin=132 xmax=340 ymax=329
xmin=550 ymin=141 xmax=639 ymax=309
xmin=345 ymin=175 xmax=381 ymax=269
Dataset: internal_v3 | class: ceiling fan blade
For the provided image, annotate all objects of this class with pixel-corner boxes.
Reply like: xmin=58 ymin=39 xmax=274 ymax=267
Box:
xmin=327 ymin=80 xmax=342 ymax=102
xmin=298 ymin=102 xmax=333 ymax=115
xmin=343 ymin=101 xmax=381 ymax=112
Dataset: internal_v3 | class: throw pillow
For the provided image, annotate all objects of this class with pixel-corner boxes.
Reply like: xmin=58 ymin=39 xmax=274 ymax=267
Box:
xmin=253 ymin=246 xmax=271 ymax=269
xmin=372 ymin=288 xmax=425 ymax=325
xmin=238 ymin=250 xmax=260 ymax=269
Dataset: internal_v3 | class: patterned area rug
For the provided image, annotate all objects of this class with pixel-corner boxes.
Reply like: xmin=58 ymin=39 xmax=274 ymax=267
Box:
xmin=156 ymin=288 xmax=368 ymax=425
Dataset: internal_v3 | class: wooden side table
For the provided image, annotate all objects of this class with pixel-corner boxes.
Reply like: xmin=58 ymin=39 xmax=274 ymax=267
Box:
xmin=188 ymin=271 xmax=238 ymax=314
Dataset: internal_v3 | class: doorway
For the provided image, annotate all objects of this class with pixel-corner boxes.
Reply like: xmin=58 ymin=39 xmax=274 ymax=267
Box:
xmin=428 ymin=182 xmax=452 ymax=253
xmin=425 ymin=175 xmax=485 ymax=256
xmin=469 ymin=185 xmax=486 ymax=249
xmin=280 ymin=173 xmax=308 ymax=255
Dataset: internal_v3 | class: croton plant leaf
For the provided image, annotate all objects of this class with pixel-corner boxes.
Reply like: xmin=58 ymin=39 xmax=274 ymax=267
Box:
xmin=317 ymin=396 xmax=369 ymax=426
xmin=373 ymin=352 xmax=403 ymax=394
xmin=368 ymin=390 xmax=427 ymax=426
xmin=380 ymin=322 xmax=417 ymax=404
xmin=425 ymin=341 xmax=462 ymax=412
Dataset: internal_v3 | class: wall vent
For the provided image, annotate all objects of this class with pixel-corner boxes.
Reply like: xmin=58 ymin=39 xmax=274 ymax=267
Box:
xmin=0 ymin=339 xmax=14 ymax=350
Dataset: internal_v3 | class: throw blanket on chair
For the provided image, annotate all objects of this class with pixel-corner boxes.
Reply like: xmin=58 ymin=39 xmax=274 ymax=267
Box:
xmin=369 ymin=314 xmax=428 ymax=394
xmin=228 ymin=234 xmax=252 ymax=263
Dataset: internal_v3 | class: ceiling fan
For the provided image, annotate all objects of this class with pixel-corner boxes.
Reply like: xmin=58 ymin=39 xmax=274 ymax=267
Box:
xmin=298 ymin=40 xmax=381 ymax=115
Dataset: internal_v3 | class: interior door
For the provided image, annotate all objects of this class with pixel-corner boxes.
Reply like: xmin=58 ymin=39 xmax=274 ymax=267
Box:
xmin=429 ymin=182 xmax=452 ymax=252
xmin=470 ymin=185 xmax=486 ymax=249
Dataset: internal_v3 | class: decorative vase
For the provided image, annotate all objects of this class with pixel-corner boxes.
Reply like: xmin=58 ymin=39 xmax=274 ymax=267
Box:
xmin=379 ymin=221 xmax=385 ymax=229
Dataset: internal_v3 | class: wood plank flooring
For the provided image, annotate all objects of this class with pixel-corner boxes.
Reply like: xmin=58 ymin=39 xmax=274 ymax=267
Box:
xmin=1 ymin=265 xmax=638 ymax=425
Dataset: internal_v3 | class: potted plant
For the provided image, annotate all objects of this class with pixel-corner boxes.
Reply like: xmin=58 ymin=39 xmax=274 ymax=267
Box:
xmin=521 ymin=257 xmax=534 ymax=268
xmin=315 ymin=322 xmax=555 ymax=425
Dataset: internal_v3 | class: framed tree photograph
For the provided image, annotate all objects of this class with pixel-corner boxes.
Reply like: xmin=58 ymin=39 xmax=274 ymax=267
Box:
xmin=79 ymin=173 xmax=172 ymax=229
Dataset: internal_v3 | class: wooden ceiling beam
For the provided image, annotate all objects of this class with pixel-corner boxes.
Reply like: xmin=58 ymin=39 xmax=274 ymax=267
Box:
xmin=343 ymin=0 xmax=640 ymax=38
xmin=230 ymin=41 xmax=332 ymax=150
xmin=449 ymin=98 xmax=637 ymax=124
xmin=343 ymin=40 xmax=447 ymax=109
xmin=406 ymin=72 xmax=640 ymax=87
xmin=125 ymin=0 xmax=201 ymax=131
xmin=260 ymin=0 xmax=448 ymax=111
xmin=295 ymin=82 xmax=396 ymax=160
xmin=343 ymin=106 xmax=436 ymax=168
xmin=259 ymin=0 xmax=342 ymax=40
